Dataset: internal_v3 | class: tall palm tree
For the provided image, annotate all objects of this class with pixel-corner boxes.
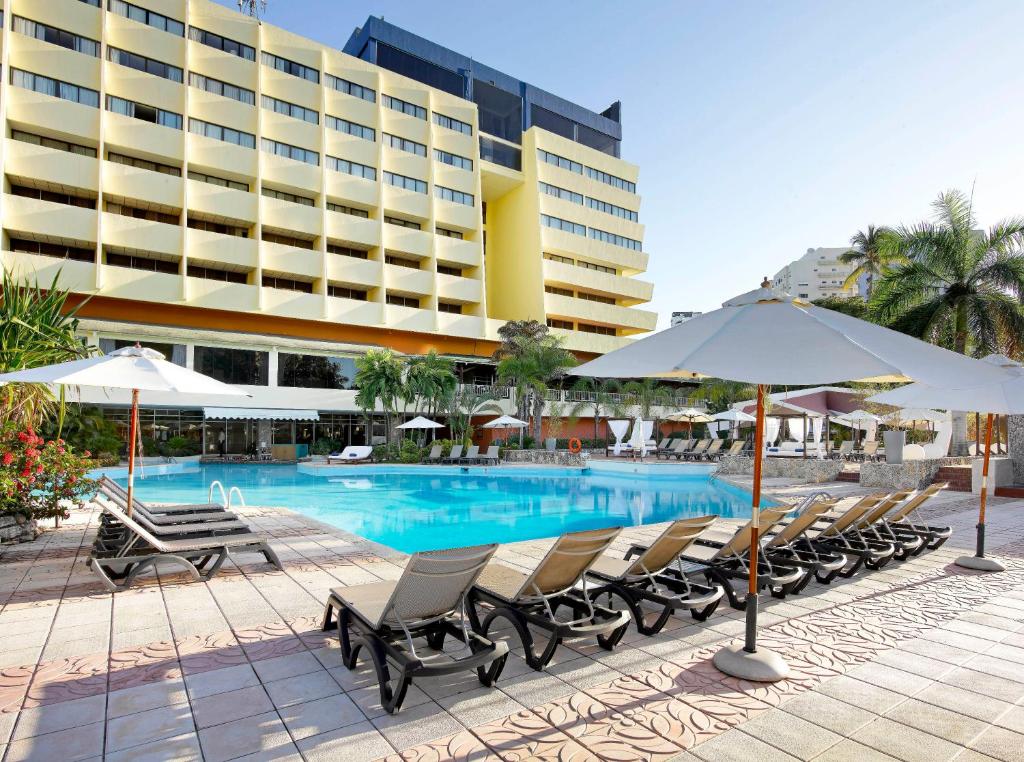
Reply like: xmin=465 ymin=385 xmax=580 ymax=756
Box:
xmin=622 ymin=378 xmax=673 ymax=435
xmin=403 ymin=350 xmax=456 ymax=419
xmin=354 ymin=349 xmax=404 ymax=443
xmin=496 ymin=335 xmax=577 ymax=442
xmin=871 ymin=188 xmax=1024 ymax=453
xmin=568 ymin=377 xmax=627 ymax=441
xmin=439 ymin=385 xmax=499 ymax=444
xmin=840 ymin=225 xmax=900 ymax=298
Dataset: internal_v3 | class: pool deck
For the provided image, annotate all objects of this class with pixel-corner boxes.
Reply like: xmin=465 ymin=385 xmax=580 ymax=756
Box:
xmin=1 ymin=478 xmax=1023 ymax=761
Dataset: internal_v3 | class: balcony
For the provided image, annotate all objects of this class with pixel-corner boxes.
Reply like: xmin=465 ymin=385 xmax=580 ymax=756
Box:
xmin=261 ymin=241 xmax=322 ymax=280
xmin=386 ymin=303 xmax=434 ymax=333
xmin=187 ymin=229 xmax=257 ymax=271
xmin=187 ymin=133 xmax=257 ymax=178
xmin=323 ymin=132 xmax=378 ymax=169
xmin=540 ymin=226 xmax=648 ymax=275
xmin=434 ymin=199 xmax=479 ymax=232
xmin=325 ymin=213 xmax=379 ymax=249
xmin=4 ymin=195 xmax=97 ymax=244
xmin=187 ymin=42 xmax=258 ymax=95
xmin=187 ymin=89 xmax=257 ymax=137
xmin=325 ymin=172 xmax=378 ymax=209
xmin=187 ymin=277 xmax=258 ymax=312
xmin=5 ymin=138 xmax=97 ymax=192
xmin=260 ymin=195 xmax=320 ymax=238
xmin=542 ymin=259 xmax=653 ymax=303
xmin=437 ymin=312 xmax=486 ymax=339
xmin=434 ymin=235 xmax=482 ymax=268
xmin=544 ymin=293 xmax=657 ymax=333
xmin=260 ymin=67 xmax=320 ymax=112
xmin=105 ymin=159 xmax=183 ymax=210
xmin=1 ymin=249 xmax=96 ymax=293
xmin=325 ymin=295 xmax=382 ymax=327
xmin=103 ymin=62 xmax=185 ymax=119
xmin=326 ymin=255 xmax=380 ymax=288
xmin=103 ymin=213 xmax=181 ymax=257
xmin=436 ymin=273 xmax=482 ymax=303
xmin=101 ymin=263 xmax=182 ymax=304
xmin=260 ymin=152 xmax=321 ymax=196
xmin=324 ymin=91 xmax=378 ymax=130
xmin=382 ymin=224 xmax=430 ymax=259
xmin=385 ymin=264 xmax=433 ymax=296
xmin=5 ymin=88 xmax=100 ymax=143
xmin=187 ymin=179 xmax=257 ymax=224
xmin=261 ymin=286 xmax=323 ymax=321
xmin=104 ymin=112 xmax=184 ymax=164
xmin=382 ymin=185 xmax=430 ymax=220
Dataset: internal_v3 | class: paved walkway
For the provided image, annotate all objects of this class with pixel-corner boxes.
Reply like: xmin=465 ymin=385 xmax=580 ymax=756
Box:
xmin=0 ymin=482 xmax=1021 ymax=761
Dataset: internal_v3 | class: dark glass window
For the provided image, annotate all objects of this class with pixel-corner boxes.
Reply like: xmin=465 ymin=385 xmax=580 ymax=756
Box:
xmin=438 ymin=302 xmax=462 ymax=314
xmin=530 ymin=105 xmax=574 ymax=140
xmin=377 ymin=43 xmax=465 ymax=97
xmin=10 ymin=238 xmax=94 ymax=262
xmin=387 ymin=294 xmax=420 ymax=308
xmin=262 ymin=274 xmax=314 ymax=292
xmin=473 ymin=80 xmax=521 ymax=144
xmin=194 ymin=346 xmax=268 ymax=385
xmin=277 ymin=353 xmax=356 ymax=389
xmin=11 ymin=184 xmax=95 ymax=209
xmin=479 ymin=137 xmax=521 ymax=170
xmin=328 ymin=244 xmax=369 ymax=259
xmin=105 ymin=251 xmax=179 ymax=274
xmin=188 ymin=263 xmax=247 ymax=282
xmin=577 ymin=124 xmax=619 ymax=157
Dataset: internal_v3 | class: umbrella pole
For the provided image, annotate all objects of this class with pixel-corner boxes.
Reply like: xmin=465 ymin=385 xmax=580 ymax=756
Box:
xmin=713 ymin=384 xmax=788 ymax=680
xmin=126 ymin=389 xmax=139 ymax=517
xmin=956 ymin=412 xmax=1005 ymax=572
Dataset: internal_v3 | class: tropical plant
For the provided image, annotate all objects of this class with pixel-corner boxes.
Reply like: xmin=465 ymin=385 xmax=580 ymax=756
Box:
xmin=496 ymin=334 xmax=577 ymax=442
xmin=839 ymin=225 xmax=901 ymax=297
xmin=39 ymin=405 xmax=122 ymax=457
xmin=440 ymin=385 xmax=500 ymax=444
xmin=567 ymin=377 xmax=627 ymax=441
xmin=492 ymin=320 xmax=548 ymax=360
xmin=871 ymin=188 xmax=1024 ymax=453
xmin=354 ymin=349 xmax=404 ymax=443
xmin=699 ymin=378 xmax=757 ymax=412
xmin=811 ymin=295 xmax=869 ymax=320
xmin=0 ymin=271 xmax=94 ymax=430
xmin=622 ymin=378 xmax=673 ymax=433
xmin=403 ymin=350 xmax=456 ymax=419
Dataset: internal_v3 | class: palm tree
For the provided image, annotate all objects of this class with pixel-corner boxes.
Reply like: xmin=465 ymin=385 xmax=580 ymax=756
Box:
xmin=354 ymin=349 xmax=404 ymax=443
xmin=496 ymin=335 xmax=577 ymax=442
xmin=840 ymin=225 xmax=900 ymax=298
xmin=622 ymin=378 xmax=673 ymax=436
xmin=439 ymin=385 xmax=499 ymax=444
xmin=0 ymin=271 xmax=94 ymax=429
xmin=403 ymin=351 xmax=456 ymax=420
xmin=871 ymin=188 xmax=1024 ymax=453
xmin=567 ymin=377 xmax=627 ymax=441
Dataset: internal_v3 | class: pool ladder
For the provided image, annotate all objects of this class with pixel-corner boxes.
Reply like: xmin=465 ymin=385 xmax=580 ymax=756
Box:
xmin=209 ymin=480 xmax=247 ymax=510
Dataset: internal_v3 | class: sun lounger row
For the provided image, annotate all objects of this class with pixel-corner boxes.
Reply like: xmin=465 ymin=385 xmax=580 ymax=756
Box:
xmin=829 ymin=440 xmax=884 ymax=461
xmin=321 ymin=482 xmax=950 ymax=713
xmin=655 ymin=438 xmax=745 ymax=461
xmin=422 ymin=444 xmax=500 ymax=465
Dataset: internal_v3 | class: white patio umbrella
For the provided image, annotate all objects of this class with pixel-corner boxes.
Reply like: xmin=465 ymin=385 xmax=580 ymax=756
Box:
xmin=481 ymin=415 xmax=528 ymax=446
xmin=0 ymin=346 xmax=248 ymax=515
xmin=396 ymin=416 xmax=444 ymax=429
xmin=884 ymin=408 xmax=947 ymax=427
xmin=669 ymin=407 xmax=713 ymax=439
xmin=713 ymin=409 xmax=757 ymax=423
xmin=835 ymin=409 xmax=883 ymax=447
xmin=573 ymin=280 xmax=1005 ymax=681
xmin=869 ymin=354 xmax=1024 ymax=572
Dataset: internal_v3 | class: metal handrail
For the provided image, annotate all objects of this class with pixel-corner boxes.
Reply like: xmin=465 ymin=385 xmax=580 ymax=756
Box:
xmin=208 ymin=480 xmax=228 ymax=508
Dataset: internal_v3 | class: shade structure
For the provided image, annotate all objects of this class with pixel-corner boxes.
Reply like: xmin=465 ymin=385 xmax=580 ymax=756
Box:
xmin=713 ymin=409 xmax=757 ymax=423
xmin=884 ymin=408 xmax=948 ymax=426
xmin=0 ymin=345 xmax=248 ymax=516
xmin=204 ymin=407 xmax=318 ymax=421
xmin=669 ymin=407 xmax=713 ymax=423
xmin=869 ymin=354 xmax=1024 ymax=572
xmin=396 ymin=416 xmax=444 ymax=429
xmin=573 ymin=282 xmax=1006 ymax=682
xmin=481 ymin=415 xmax=528 ymax=429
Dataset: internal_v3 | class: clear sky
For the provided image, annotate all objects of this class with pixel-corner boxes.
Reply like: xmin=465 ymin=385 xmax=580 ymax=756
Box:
xmin=216 ymin=0 xmax=1024 ymax=328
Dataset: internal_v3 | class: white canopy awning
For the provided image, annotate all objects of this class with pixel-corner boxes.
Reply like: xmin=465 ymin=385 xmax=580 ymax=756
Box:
xmin=204 ymin=407 xmax=319 ymax=421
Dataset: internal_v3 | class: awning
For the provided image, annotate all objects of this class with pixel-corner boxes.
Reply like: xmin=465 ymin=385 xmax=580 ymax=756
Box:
xmin=203 ymin=407 xmax=319 ymax=421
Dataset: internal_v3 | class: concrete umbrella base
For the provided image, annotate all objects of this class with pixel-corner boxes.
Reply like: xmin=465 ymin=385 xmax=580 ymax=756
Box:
xmin=954 ymin=555 xmax=1006 ymax=572
xmin=712 ymin=643 xmax=789 ymax=682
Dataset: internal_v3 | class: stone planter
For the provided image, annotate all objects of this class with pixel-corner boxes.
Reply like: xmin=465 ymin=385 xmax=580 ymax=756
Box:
xmin=860 ymin=456 xmax=973 ymax=490
xmin=0 ymin=514 xmax=40 ymax=544
xmin=716 ymin=455 xmax=843 ymax=484
xmin=501 ymin=449 xmax=583 ymax=466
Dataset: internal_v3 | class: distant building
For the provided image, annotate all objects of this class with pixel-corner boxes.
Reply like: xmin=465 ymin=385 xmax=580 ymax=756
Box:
xmin=772 ymin=248 xmax=865 ymax=301
xmin=671 ymin=311 xmax=702 ymax=326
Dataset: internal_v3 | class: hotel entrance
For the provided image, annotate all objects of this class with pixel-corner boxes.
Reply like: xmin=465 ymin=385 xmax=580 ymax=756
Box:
xmin=202 ymin=408 xmax=320 ymax=461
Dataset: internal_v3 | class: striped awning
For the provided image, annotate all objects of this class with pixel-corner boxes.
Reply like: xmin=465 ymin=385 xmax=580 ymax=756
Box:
xmin=203 ymin=407 xmax=319 ymax=421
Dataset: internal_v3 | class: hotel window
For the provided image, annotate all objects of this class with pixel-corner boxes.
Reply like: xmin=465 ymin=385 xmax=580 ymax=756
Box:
xmin=546 ymin=318 xmax=573 ymax=330
xmin=13 ymin=130 xmax=96 ymax=157
xmin=189 ymin=118 xmax=254 ymax=147
xmin=433 ymin=113 xmax=472 ymax=135
xmin=105 ymin=201 xmax=178 ymax=225
xmin=261 ymin=95 xmax=318 ymax=124
xmin=327 ymin=244 xmax=369 ymax=259
xmin=107 ymin=47 xmax=183 ymax=82
xmin=262 ymin=274 xmax=314 ymax=293
xmin=326 ymin=286 xmax=367 ymax=302
xmin=11 ymin=69 xmax=99 ymax=108
xmin=479 ymin=137 xmax=521 ymax=170
xmin=384 ymin=172 xmax=427 ymax=194
xmin=262 ymin=187 xmax=313 ymax=206
xmin=585 ymin=167 xmax=636 ymax=193
xmin=577 ymin=291 xmax=616 ymax=305
xmin=376 ymin=42 xmax=465 ymax=97
xmin=188 ymin=170 xmax=248 ymax=191
xmin=105 ymin=251 xmax=179 ymax=274
xmin=9 ymin=238 xmax=94 ymax=263
xmin=109 ymin=151 xmax=180 ymax=176
xmin=578 ymin=323 xmax=616 ymax=336
xmin=437 ymin=264 xmax=463 ymax=277
xmin=385 ymin=254 xmax=420 ymax=269
xmin=384 ymin=216 xmax=421 ymax=230
xmin=278 ymin=354 xmax=357 ymax=389
xmin=434 ymin=149 xmax=472 ymax=171
xmin=326 ymin=115 xmax=374 ymax=141
xmin=13 ymin=17 xmax=99 ymax=56
xmin=543 ymin=252 xmax=573 ymax=265
xmin=327 ymin=203 xmax=369 ymax=218
xmin=188 ymin=264 xmax=247 ymax=283
xmin=545 ymin=285 xmax=573 ymax=297
xmin=261 ymin=52 xmax=319 ymax=83
xmin=537 ymin=149 xmax=582 ymax=175
xmin=189 ymin=73 xmax=254 ymax=105
xmin=473 ymin=79 xmax=521 ymax=143
xmin=387 ymin=294 xmax=420 ymax=308
xmin=261 ymin=231 xmax=315 ymax=250
xmin=577 ymin=259 xmax=617 ymax=275
xmin=188 ymin=27 xmax=255 ymax=61
xmin=436 ymin=227 xmax=463 ymax=239
xmin=108 ymin=96 xmax=182 ymax=129
xmin=383 ymin=133 xmax=426 ymax=157
xmin=540 ymin=214 xmax=585 ymax=237
xmin=325 ymin=74 xmax=375 ymax=103
xmin=79 ymin=0 xmax=101 ymax=5
xmin=11 ymin=184 xmax=95 ymax=209
xmin=530 ymin=105 xmax=574 ymax=141
xmin=435 ymin=186 xmax=474 ymax=207
xmin=194 ymin=346 xmax=268 ymax=385
xmin=586 ymin=197 xmax=638 ymax=222
xmin=539 ymin=182 xmax=583 ymax=205
xmin=438 ymin=301 xmax=462 ymax=314
xmin=261 ymin=138 xmax=318 ymax=165
xmin=187 ymin=217 xmax=248 ymax=238
xmin=326 ymin=156 xmax=376 ymax=181
xmin=382 ymin=95 xmax=426 ymax=120
xmin=588 ymin=227 xmax=641 ymax=251
xmin=577 ymin=125 xmax=619 ymax=157
xmin=108 ymin=0 xmax=183 ymax=35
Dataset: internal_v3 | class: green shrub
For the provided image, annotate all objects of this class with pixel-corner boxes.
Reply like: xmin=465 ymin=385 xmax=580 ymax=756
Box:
xmin=165 ymin=435 xmax=201 ymax=457
xmin=398 ymin=439 xmax=422 ymax=463
xmin=311 ymin=438 xmax=336 ymax=456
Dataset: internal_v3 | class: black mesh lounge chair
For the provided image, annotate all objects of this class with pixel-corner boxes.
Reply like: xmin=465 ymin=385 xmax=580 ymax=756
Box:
xmin=682 ymin=439 xmax=711 ymax=461
xmin=791 ymin=494 xmax=897 ymax=576
xmin=96 ymin=479 xmax=240 ymax=531
xmin=468 ymin=527 xmax=632 ymax=670
xmin=849 ymin=490 xmax=925 ymax=560
xmin=98 ymin=475 xmax=229 ymax=516
xmin=586 ymin=516 xmax=724 ymax=635
xmin=657 ymin=439 xmax=688 ymax=460
xmin=442 ymin=444 xmax=463 ymax=464
xmin=322 ymin=544 xmax=508 ymax=714
xmin=885 ymin=483 xmax=951 ymax=549
xmin=761 ymin=500 xmax=849 ymax=585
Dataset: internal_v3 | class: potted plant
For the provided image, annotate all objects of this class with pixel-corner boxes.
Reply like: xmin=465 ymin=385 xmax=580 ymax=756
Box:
xmin=545 ymin=402 xmax=566 ymax=451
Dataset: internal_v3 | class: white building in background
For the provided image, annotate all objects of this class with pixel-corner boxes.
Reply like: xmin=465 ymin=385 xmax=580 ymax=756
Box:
xmin=671 ymin=311 xmax=703 ymax=326
xmin=772 ymin=247 xmax=866 ymax=301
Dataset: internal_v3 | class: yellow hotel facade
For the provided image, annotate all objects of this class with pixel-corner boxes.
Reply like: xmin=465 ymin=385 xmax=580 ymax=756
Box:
xmin=0 ymin=0 xmax=660 ymax=452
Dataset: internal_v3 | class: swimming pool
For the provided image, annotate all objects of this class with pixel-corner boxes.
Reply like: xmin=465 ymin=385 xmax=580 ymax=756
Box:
xmin=115 ymin=464 xmax=758 ymax=553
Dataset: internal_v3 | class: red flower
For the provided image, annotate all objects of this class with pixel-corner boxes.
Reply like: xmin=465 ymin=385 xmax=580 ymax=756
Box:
xmin=17 ymin=432 xmax=28 ymax=442
xmin=2 ymin=452 xmax=13 ymax=466
xmin=20 ymin=467 xmax=31 ymax=478
xmin=35 ymin=464 xmax=44 ymax=474
xmin=69 ymin=476 xmax=77 ymax=484
xmin=84 ymin=450 xmax=91 ymax=458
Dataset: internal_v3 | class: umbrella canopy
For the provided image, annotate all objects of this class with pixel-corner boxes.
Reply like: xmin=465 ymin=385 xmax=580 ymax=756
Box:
xmin=396 ymin=416 xmax=444 ymax=429
xmin=668 ymin=408 xmax=713 ymax=423
xmin=839 ymin=409 xmax=883 ymax=425
xmin=883 ymin=408 xmax=948 ymax=426
xmin=713 ymin=409 xmax=757 ymax=423
xmin=481 ymin=415 xmax=529 ymax=429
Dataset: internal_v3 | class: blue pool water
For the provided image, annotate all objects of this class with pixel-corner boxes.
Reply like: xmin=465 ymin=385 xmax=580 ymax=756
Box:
xmin=116 ymin=464 xmax=758 ymax=553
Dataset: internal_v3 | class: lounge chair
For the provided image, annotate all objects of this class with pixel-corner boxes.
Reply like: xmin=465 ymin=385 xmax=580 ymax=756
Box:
xmin=831 ymin=441 xmax=854 ymax=460
xmin=89 ymin=494 xmax=281 ymax=590
xmin=97 ymin=476 xmax=229 ymax=517
xmin=886 ymin=483 xmax=951 ymax=549
xmin=586 ymin=516 xmax=725 ymax=635
xmin=321 ymin=543 xmax=508 ymax=714
xmin=654 ymin=437 xmax=671 ymax=453
xmin=442 ymin=444 xmax=463 ymax=464
xmin=854 ymin=441 xmax=880 ymax=462
xmin=761 ymin=500 xmax=849 ymax=584
xmin=682 ymin=439 xmax=711 ymax=461
xmin=328 ymin=446 xmax=373 ymax=464
xmin=849 ymin=490 xmax=925 ymax=560
xmin=468 ymin=527 xmax=632 ymax=670
xmin=792 ymin=494 xmax=896 ymax=576
xmin=479 ymin=445 xmax=500 ymax=465
xmin=657 ymin=439 xmax=689 ymax=460
xmin=720 ymin=440 xmax=745 ymax=458
xmin=697 ymin=439 xmax=724 ymax=461
xmin=459 ymin=445 xmax=480 ymax=464
xmin=422 ymin=445 xmax=443 ymax=464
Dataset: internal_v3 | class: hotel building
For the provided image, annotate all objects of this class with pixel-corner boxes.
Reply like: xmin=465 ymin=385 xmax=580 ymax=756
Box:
xmin=771 ymin=247 xmax=865 ymax=302
xmin=0 ymin=0 xmax=664 ymax=454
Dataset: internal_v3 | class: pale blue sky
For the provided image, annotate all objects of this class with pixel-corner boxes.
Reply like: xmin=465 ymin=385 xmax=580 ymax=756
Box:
xmin=217 ymin=0 xmax=1024 ymax=328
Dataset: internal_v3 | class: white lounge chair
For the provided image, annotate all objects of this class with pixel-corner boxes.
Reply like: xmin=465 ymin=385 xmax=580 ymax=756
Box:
xmin=328 ymin=446 xmax=373 ymax=464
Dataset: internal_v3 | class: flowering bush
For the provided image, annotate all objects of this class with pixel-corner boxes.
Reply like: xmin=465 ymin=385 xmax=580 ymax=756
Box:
xmin=0 ymin=424 xmax=96 ymax=526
